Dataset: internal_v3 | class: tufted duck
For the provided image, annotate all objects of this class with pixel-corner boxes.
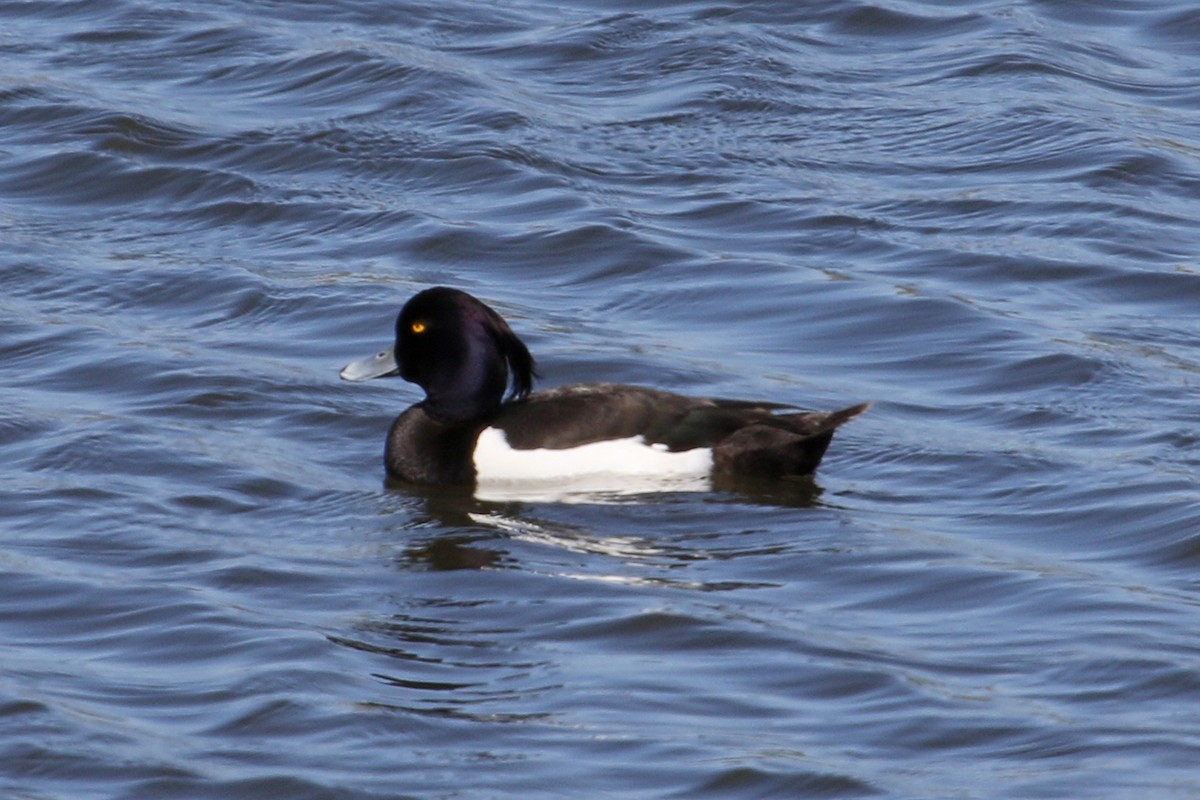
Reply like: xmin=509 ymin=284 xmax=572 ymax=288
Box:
xmin=341 ymin=287 xmax=868 ymax=491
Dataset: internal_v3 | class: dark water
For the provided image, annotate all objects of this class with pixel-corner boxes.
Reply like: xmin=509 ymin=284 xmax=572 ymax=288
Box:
xmin=3 ymin=0 xmax=1199 ymax=797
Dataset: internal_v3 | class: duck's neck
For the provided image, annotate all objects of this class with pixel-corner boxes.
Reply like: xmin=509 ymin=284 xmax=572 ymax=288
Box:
xmin=423 ymin=386 xmax=501 ymax=425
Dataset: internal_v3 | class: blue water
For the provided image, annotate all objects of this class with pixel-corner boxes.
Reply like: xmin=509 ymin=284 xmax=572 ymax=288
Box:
xmin=2 ymin=1 xmax=1199 ymax=797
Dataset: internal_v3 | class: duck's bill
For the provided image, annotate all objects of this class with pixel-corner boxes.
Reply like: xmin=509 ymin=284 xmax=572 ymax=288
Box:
xmin=340 ymin=347 xmax=400 ymax=381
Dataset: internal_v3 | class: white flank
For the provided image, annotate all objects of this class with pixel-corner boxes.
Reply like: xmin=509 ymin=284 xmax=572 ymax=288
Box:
xmin=472 ymin=427 xmax=713 ymax=502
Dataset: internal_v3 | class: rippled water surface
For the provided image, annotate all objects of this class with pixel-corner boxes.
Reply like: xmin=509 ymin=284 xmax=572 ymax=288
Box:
xmin=3 ymin=0 xmax=1200 ymax=797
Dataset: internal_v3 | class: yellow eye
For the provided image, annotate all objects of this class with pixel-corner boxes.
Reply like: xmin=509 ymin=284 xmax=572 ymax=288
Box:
xmin=410 ymin=321 xmax=427 ymax=334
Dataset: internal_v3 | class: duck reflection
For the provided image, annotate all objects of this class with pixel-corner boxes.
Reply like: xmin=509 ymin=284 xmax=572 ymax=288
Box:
xmin=386 ymin=471 xmax=827 ymax=576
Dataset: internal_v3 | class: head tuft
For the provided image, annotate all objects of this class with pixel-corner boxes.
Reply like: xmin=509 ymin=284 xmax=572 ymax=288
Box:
xmin=474 ymin=294 xmax=537 ymax=402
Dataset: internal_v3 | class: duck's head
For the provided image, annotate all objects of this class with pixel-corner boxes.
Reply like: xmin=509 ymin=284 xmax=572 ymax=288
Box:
xmin=340 ymin=287 xmax=536 ymax=422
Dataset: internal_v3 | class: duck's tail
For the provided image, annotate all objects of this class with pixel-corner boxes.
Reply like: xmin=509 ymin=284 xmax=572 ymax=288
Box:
xmin=713 ymin=401 xmax=870 ymax=479
xmin=806 ymin=401 xmax=872 ymax=435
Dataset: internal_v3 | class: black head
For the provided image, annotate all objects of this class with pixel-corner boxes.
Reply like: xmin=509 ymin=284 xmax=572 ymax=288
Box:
xmin=395 ymin=287 xmax=537 ymax=422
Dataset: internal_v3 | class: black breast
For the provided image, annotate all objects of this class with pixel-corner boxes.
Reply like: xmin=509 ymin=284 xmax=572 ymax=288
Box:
xmin=385 ymin=406 xmax=482 ymax=485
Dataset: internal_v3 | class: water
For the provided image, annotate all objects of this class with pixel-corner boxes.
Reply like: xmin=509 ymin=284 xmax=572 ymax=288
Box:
xmin=2 ymin=0 xmax=1199 ymax=797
